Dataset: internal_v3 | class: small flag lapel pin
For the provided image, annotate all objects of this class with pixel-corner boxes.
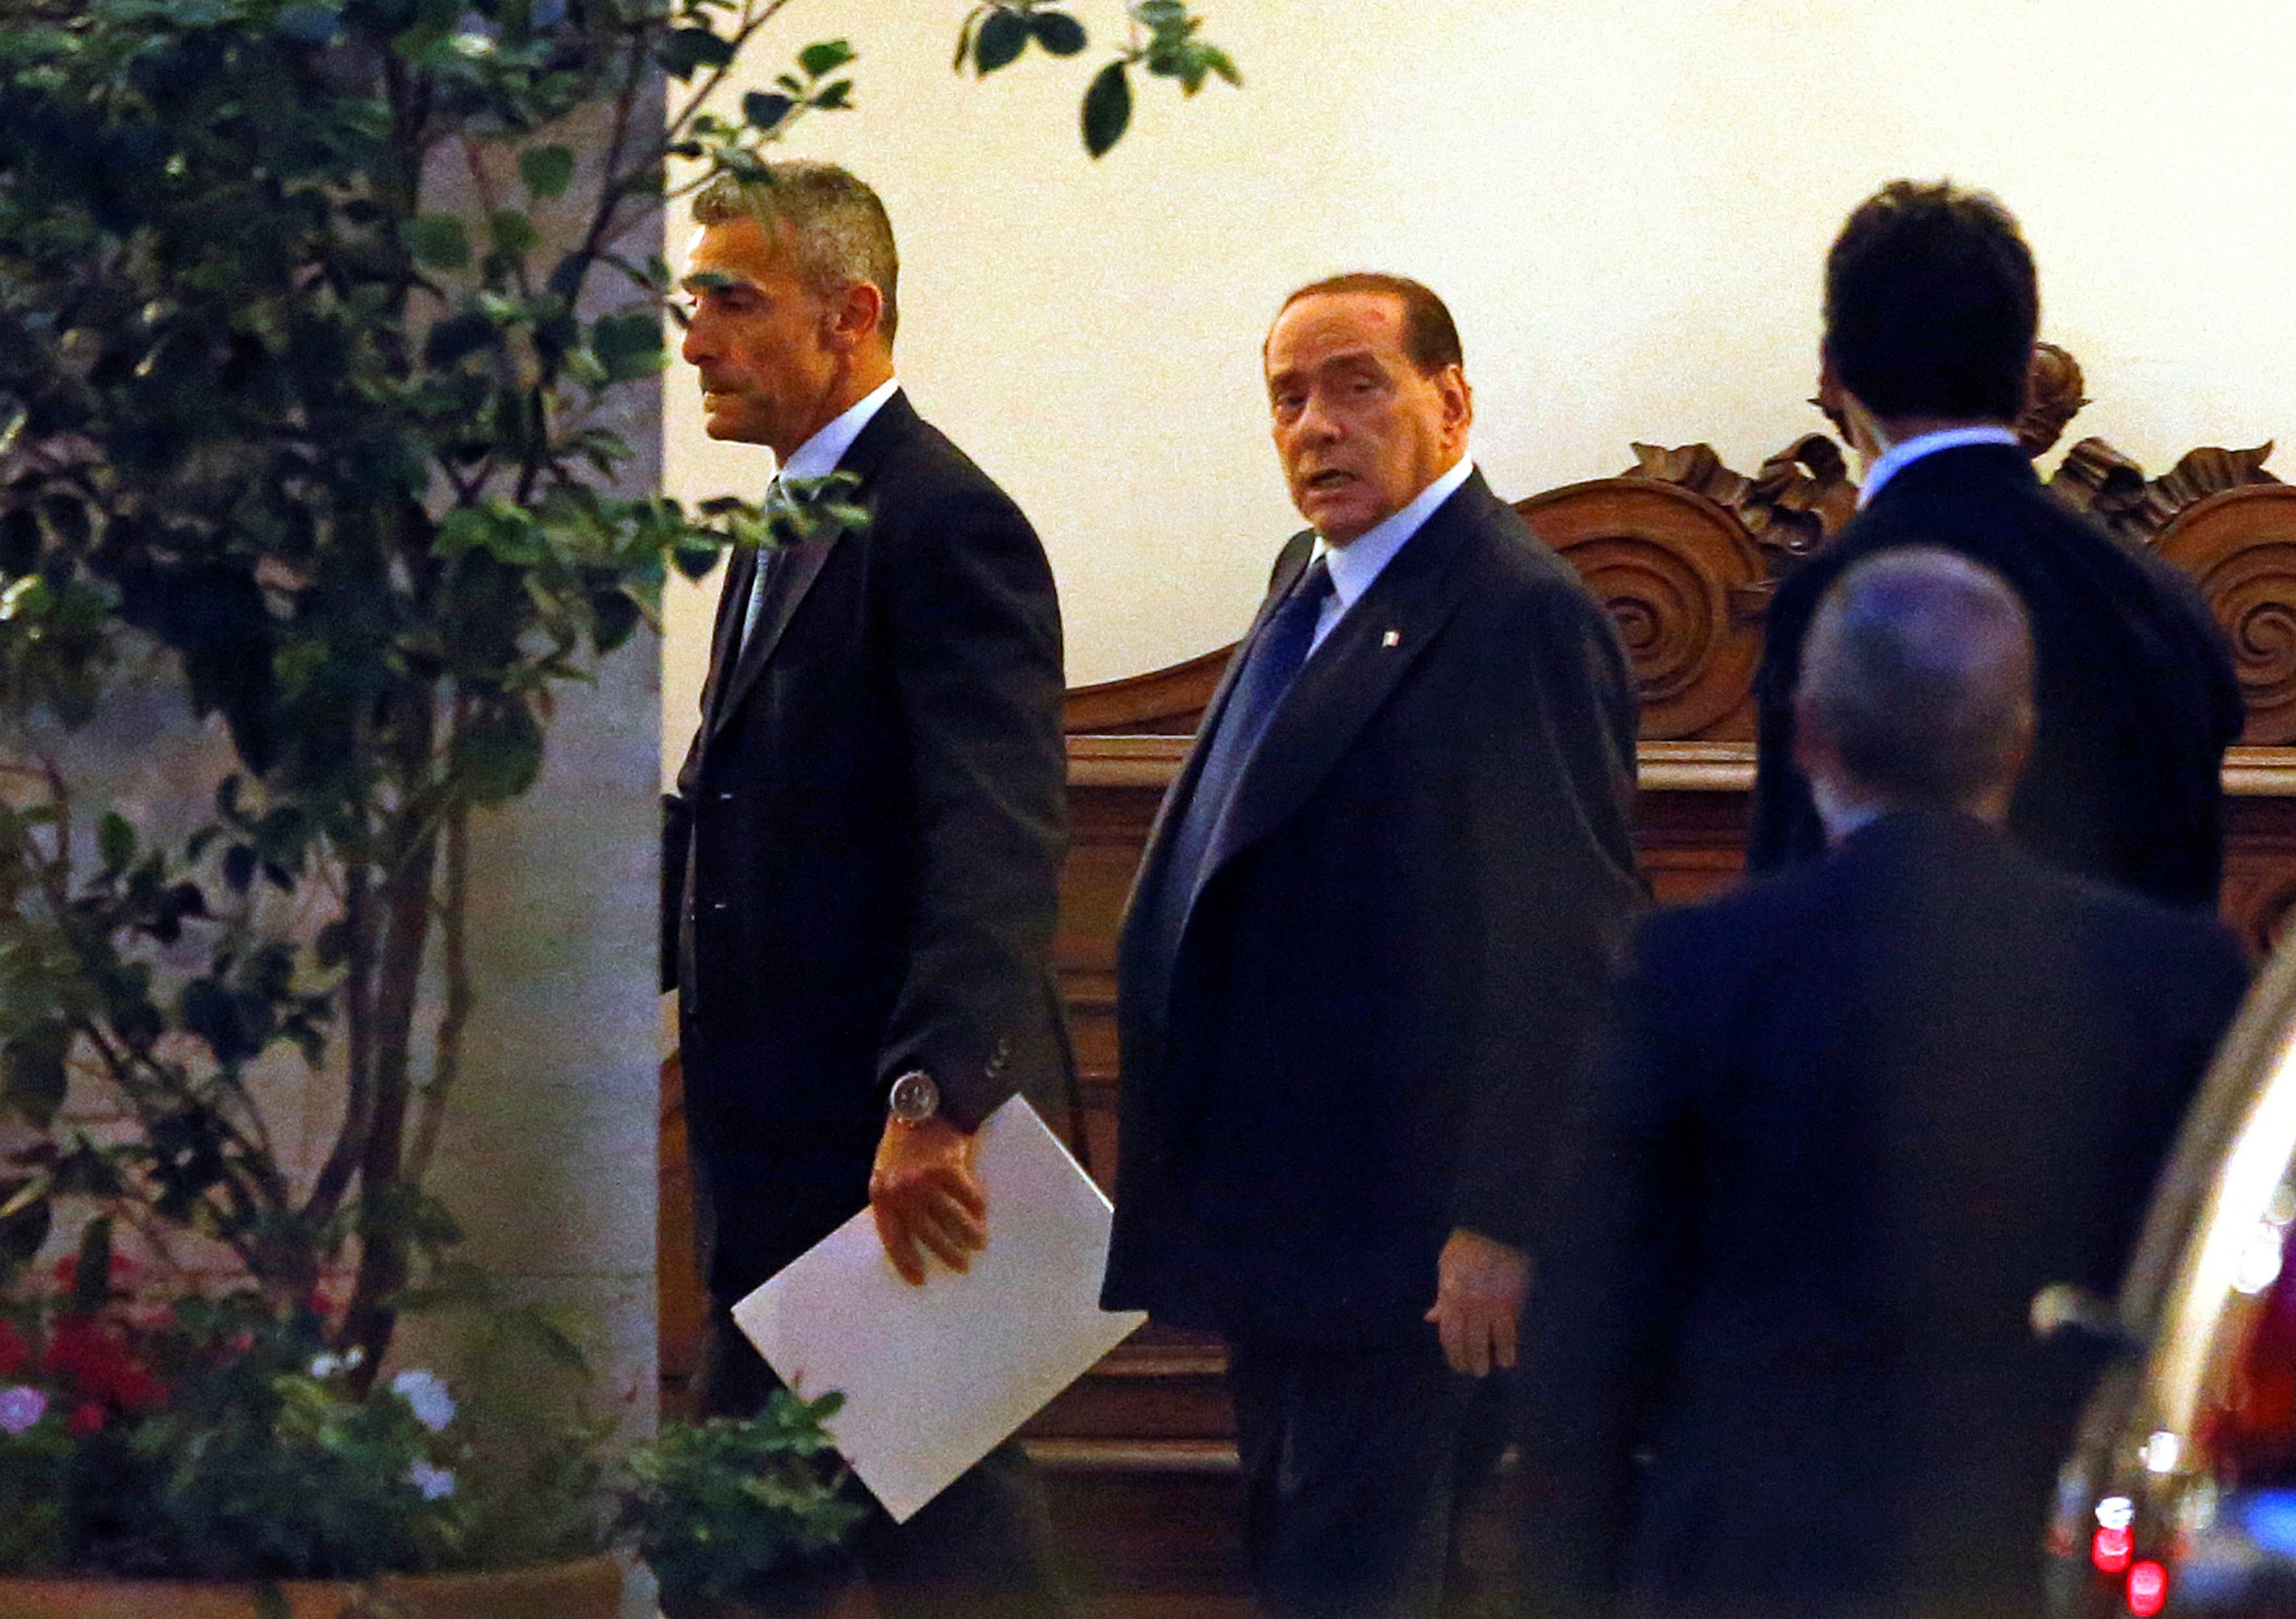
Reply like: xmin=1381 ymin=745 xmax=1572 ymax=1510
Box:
xmin=1381 ymin=630 xmax=1401 ymax=648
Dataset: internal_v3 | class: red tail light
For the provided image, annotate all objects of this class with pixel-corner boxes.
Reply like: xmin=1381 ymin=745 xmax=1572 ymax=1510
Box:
xmin=2127 ymin=1559 xmax=2169 ymax=1616
xmin=2093 ymin=1525 xmax=2133 ymax=1574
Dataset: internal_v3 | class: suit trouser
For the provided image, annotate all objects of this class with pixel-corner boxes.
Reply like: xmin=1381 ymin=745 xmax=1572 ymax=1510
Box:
xmin=666 ymin=1307 xmax=1072 ymax=1619
xmin=1226 ymin=1329 xmax=1504 ymax=1619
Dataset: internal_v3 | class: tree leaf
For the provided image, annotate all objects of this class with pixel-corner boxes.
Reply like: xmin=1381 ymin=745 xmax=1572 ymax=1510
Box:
xmin=743 ymin=91 xmax=793 ymax=132
xmin=518 ymin=144 xmax=575 ymax=199
xmin=424 ymin=310 xmax=499 ymax=369
xmin=98 ymin=810 xmax=135 ymax=872
xmin=2 ymin=1024 xmax=70 ymax=1132
xmin=407 ymin=213 xmax=471 ymax=271
xmin=1031 ymin=10 xmax=1086 ymax=55
xmin=450 ymin=702 xmax=546 ymax=804
xmin=975 ymin=9 xmax=1027 ymax=73
xmin=657 ymin=26 xmax=737 ymax=79
xmin=797 ymin=38 xmax=855 ymax=77
xmin=592 ymin=312 xmax=666 ymax=383
xmin=1082 ymin=59 xmax=1132 ymax=157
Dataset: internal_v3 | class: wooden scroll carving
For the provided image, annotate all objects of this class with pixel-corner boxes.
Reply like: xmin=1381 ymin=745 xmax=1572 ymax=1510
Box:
xmin=2148 ymin=467 xmax=2296 ymax=745
xmin=1513 ymin=477 xmax=1773 ymax=739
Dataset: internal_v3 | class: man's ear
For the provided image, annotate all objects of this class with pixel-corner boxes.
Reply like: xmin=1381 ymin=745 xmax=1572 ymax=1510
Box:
xmin=823 ymin=280 xmax=886 ymax=353
xmin=1437 ymin=363 xmax=1473 ymax=448
xmin=1792 ymin=687 xmax=1837 ymax=785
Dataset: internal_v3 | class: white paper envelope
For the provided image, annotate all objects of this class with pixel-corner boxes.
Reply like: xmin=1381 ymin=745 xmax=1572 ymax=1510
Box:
xmin=731 ymin=1096 xmax=1148 ymax=1521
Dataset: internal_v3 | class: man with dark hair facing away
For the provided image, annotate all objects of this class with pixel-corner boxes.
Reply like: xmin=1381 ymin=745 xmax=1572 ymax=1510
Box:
xmin=1103 ymin=271 xmax=1643 ymax=1618
xmin=1518 ymin=548 xmax=2250 ymax=1619
xmin=1748 ymin=178 xmax=2242 ymax=909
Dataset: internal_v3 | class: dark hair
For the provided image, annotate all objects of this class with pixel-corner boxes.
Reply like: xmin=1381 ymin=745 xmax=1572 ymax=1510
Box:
xmin=1823 ymin=180 xmax=2037 ymax=423
xmin=1800 ymin=547 xmax=2034 ymax=808
xmin=1275 ymin=272 xmax=1462 ymax=374
xmin=693 ymin=161 xmax=901 ymax=343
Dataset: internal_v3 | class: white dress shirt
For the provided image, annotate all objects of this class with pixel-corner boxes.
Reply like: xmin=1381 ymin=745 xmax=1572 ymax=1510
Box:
xmin=1309 ymin=454 xmax=1475 ymax=653
xmin=740 ymin=377 xmax=902 ymax=649
xmin=1857 ymin=425 xmax=2021 ymax=508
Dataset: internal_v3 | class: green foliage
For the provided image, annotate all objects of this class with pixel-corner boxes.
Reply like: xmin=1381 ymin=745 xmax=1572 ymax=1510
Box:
xmin=623 ymin=1391 xmax=867 ymax=1599
xmin=0 ymin=0 xmax=1236 ymax=1585
xmin=956 ymin=0 xmax=1237 ymax=157
xmin=1082 ymin=58 xmax=1134 ymax=158
xmin=0 ymin=1281 xmax=468 ymax=1579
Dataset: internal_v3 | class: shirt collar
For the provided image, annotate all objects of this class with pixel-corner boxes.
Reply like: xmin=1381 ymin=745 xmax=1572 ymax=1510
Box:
xmin=1315 ymin=455 xmax=1475 ymax=611
xmin=779 ymin=376 xmax=901 ymax=482
xmin=1858 ymin=425 xmax=2022 ymax=508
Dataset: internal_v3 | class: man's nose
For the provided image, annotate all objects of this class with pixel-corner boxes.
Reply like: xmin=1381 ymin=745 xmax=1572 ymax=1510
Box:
xmin=1292 ymin=389 xmax=1342 ymax=442
xmin=680 ymin=315 xmax=710 ymax=367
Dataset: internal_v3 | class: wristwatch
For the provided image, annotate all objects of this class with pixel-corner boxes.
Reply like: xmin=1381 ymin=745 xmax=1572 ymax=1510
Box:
xmin=887 ymin=1069 xmax=941 ymax=1124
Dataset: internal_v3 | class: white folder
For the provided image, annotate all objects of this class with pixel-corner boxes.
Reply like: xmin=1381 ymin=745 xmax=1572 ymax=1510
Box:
xmin=731 ymin=1096 xmax=1148 ymax=1521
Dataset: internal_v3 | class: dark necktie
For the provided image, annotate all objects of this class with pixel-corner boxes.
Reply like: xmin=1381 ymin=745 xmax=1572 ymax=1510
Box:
xmin=1144 ymin=556 xmax=1336 ymax=968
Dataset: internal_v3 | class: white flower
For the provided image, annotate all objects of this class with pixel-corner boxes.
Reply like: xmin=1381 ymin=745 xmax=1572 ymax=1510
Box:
xmin=390 ymin=1368 xmax=456 ymax=1433
xmin=0 ymin=1385 xmax=47 ymax=1435
xmin=407 ymin=1459 xmax=457 ymax=1501
xmin=306 ymin=1347 xmax=365 ymax=1379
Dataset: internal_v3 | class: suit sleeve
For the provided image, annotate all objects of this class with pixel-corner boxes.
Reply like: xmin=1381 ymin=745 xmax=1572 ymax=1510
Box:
xmin=1449 ymin=573 xmax=1643 ymax=1249
xmin=1515 ymin=915 xmax=1706 ymax=1618
xmin=661 ymin=790 xmax=689 ymax=994
xmin=872 ymin=476 xmax=1069 ymax=1130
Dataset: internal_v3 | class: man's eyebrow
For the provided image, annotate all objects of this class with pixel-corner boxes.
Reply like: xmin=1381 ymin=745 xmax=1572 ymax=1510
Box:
xmin=679 ymin=269 xmax=741 ymax=293
xmin=1267 ymin=349 xmax=1381 ymax=389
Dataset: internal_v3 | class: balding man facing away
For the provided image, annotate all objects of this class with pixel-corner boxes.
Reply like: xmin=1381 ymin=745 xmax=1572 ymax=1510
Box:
xmin=1518 ymin=549 xmax=2250 ymax=1619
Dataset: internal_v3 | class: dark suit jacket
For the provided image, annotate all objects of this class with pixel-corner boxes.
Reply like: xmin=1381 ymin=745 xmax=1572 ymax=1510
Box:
xmin=664 ymin=390 xmax=1071 ymax=1298
xmin=1748 ymin=443 xmax=2243 ymax=910
xmin=1517 ymin=810 xmax=2250 ymax=1618
xmin=1100 ymin=472 xmax=1644 ymax=1341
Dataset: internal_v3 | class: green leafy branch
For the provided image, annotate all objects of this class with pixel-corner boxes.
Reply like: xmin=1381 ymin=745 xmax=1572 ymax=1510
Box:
xmin=955 ymin=0 xmax=1240 ymax=157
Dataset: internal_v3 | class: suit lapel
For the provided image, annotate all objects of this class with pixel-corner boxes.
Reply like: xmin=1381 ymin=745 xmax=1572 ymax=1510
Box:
xmin=703 ymin=392 xmax=919 ymax=745
xmin=696 ymin=541 xmax=759 ymax=727
xmin=1200 ymin=478 xmax=1485 ymax=880
xmin=1127 ymin=535 xmax=1317 ymax=912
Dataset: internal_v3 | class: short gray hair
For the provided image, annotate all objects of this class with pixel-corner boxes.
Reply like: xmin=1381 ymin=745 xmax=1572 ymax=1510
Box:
xmin=693 ymin=161 xmax=900 ymax=343
xmin=1799 ymin=546 xmax=2035 ymax=808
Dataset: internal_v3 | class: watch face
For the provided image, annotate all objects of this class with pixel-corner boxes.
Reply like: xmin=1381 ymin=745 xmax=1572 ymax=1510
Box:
xmin=890 ymin=1071 xmax=938 ymax=1122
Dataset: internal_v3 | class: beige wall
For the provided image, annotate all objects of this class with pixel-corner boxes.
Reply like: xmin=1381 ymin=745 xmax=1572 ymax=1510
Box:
xmin=662 ymin=0 xmax=2296 ymax=775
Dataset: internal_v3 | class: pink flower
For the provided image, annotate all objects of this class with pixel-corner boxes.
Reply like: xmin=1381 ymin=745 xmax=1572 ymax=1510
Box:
xmin=0 ymin=1385 xmax=46 ymax=1435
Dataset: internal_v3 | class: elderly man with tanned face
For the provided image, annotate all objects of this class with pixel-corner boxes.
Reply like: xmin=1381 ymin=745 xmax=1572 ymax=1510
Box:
xmin=664 ymin=160 xmax=1073 ymax=1619
xmin=1103 ymin=274 xmax=1643 ymax=1619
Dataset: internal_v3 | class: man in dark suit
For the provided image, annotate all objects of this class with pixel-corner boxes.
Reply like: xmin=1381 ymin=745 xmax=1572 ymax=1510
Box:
xmin=663 ymin=161 xmax=1071 ymax=1618
xmin=1748 ymin=179 xmax=2242 ymax=910
xmin=1518 ymin=547 xmax=2251 ymax=1619
xmin=1101 ymin=273 xmax=1644 ymax=1618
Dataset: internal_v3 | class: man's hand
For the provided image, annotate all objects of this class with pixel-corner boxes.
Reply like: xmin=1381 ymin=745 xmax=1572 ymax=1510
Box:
xmin=1425 ymin=1227 xmax=1530 ymax=1377
xmin=869 ymin=1115 xmax=988 ymax=1286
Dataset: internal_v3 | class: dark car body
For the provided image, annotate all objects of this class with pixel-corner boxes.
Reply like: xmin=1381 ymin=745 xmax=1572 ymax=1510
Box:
xmin=2050 ymin=938 xmax=2296 ymax=1616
